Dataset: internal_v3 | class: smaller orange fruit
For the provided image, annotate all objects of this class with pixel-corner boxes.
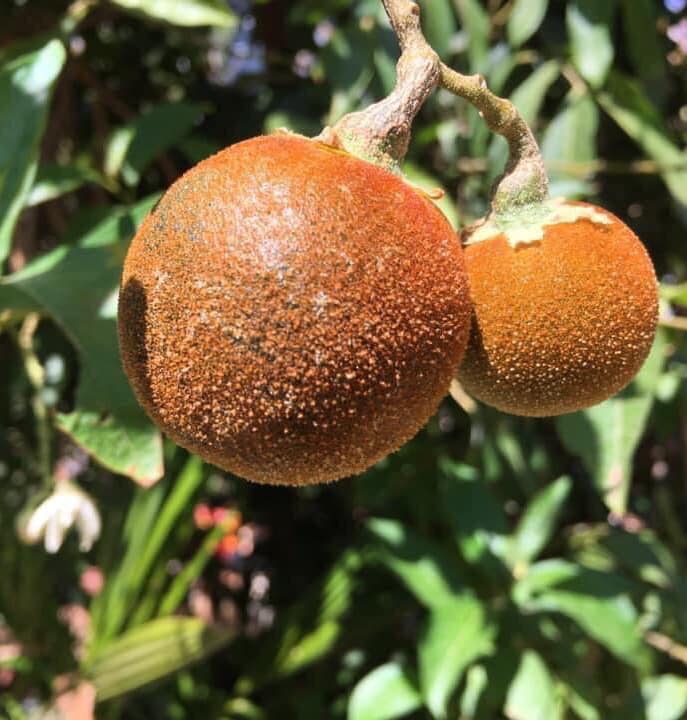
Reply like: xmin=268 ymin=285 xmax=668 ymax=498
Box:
xmin=456 ymin=200 xmax=658 ymax=417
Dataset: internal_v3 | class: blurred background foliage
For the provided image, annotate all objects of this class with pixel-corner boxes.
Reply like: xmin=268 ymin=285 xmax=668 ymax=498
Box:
xmin=1 ymin=0 xmax=687 ymax=718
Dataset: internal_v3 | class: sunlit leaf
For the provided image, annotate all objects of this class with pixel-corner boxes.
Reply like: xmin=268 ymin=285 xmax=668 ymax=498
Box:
xmin=438 ymin=460 xmax=509 ymax=579
xmin=566 ymin=0 xmax=616 ymax=88
xmin=556 ymin=332 xmax=667 ymax=514
xmin=504 ymin=650 xmax=560 ymax=720
xmin=507 ymin=0 xmax=549 ymax=48
xmin=513 ymin=560 xmax=649 ymax=669
xmin=88 ymin=617 xmax=234 ymax=701
xmin=110 ymin=0 xmax=236 ymax=28
xmin=348 ymin=662 xmax=421 ymax=720
xmin=418 ymin=595 xmax=495 ymax=718
xmin=453 ymin=0 xmax=490 ymax=70
xmin=642 ymin=675 xmax=687 ymax=720
xmin=422 ymin=0 xmax=457 ymax=60
xmin=105 ymin=102 xmax=205 ymax=186
xmin=508 ymin=477 xmax=572 ymax=571
xmin=0 ymin=39 xmax=66 ymax=264
xmin=26 ymin=162 xmax=108 ymax=207
xmin=1 ymin=195 xmax=163 ymax=484
xmin=367 ymin=518 xmax=464 ymax=609
xmin=541 ymin=91 xmax=599 ymax=198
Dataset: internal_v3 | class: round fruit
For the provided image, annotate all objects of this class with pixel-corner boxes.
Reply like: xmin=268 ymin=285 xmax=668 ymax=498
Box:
xmin=456 ymin=200 xmax=658 ymax=416
xmin=118 ymin=133 xmax=471 ymax=485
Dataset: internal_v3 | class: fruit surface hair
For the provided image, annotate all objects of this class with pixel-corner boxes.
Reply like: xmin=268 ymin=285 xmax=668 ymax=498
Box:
xmin=457 ymin=202 xmax=658 ymax=416
xmin=118 ymin=134 xmax=471 ymax=484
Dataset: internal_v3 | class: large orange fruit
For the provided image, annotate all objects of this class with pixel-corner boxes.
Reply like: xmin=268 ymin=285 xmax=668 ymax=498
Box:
xmin=456 ymin=201 xmax=658 ymax=416
xmin=118 ymin=134 xmax=471 ymax=484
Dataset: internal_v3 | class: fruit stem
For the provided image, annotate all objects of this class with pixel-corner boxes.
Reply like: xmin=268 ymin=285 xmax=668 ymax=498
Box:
xmin=315 ymin=0 xmax=441 ymax=173
xmin=439 ymin=66 xmax=549 ymax=214
xmin=320 ymin=1 xmax=550 ymax=213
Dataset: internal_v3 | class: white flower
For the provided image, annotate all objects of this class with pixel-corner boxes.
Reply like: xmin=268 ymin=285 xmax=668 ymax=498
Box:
xmin=22 ymin=482 xmax=101 ymax=553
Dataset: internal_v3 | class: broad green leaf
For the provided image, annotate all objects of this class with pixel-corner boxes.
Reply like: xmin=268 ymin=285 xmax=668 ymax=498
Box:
xmin=26 ymin=162 xmax=108 ymax=206
xmin=438 ymin=460 xmax=509 ymax=576
xmin=348 ymin=662 xmax=421 ymax=720
xmin=402 ymin=163 xmax=459 ymax=229
xmin=1 ymin=195 xmax=163 ymax=484
xmin=508 ymin=477 xmax=572 ymax=571
xmin=566 ymin=0 xmax=616 ymax=88
xmin=510 ymin=61 xmax=561 ymax=126
xmin=513 ymin=560 xmax=649 ymax=669
xmin=598 ymin=72 xmax=687 ymax=210
xmin=105 ymin=102 xmax=204 ymax=186
xmin=556 ymin=332 xmax=667 ymax=514
xmin=238 ymin=549 xmax=363 ymax=690
xmin=507 ymin=0 xmax=549 ymax=48
xmin=504 ymin=651 xmax=560 ymax=720
xmin=418 ymin=595 xmax=494 ymax=718
xmin=620 ymin=0 xmax=667 ymax=100
xmin=459 ymin=665 xmax=488 ymax=719
xmin=0 ymin=39 xmax=66 ymax=264
xmin=422 ymin=0 xmax=457 ymax=60
xmin=366 ymin=518 xmax=464 ymax=608
xmin=642 ymin=675 xmax=687 ymax=720
xmin=110 ymin=0 xmax=236 ymax=28
xmin=453 ymin=0 xmax=490 ymax=70
xmin=541 ymin=92 xmax=599 ymax=198
xmin=87 ymin=617 xmax=234 ymax=701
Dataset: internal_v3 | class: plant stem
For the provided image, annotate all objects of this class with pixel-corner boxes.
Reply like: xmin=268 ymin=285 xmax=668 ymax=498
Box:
xmin=316 ymin=0 xmax=441 ymax=172
xmin=324 ymin=0 xmax=549 ymax=210
xmin=380 ymin=0 xmax=548 ymax=211
xmin=12 ymin=314 xmax=52 ymax=485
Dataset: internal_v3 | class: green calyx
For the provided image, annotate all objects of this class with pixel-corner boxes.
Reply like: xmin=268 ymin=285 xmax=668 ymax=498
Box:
xmin=464 ymin=197 xmax=613 ymax=248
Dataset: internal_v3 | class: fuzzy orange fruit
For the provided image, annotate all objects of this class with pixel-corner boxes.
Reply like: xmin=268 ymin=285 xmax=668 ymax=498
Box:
xmin=456 ymin=200 xmax=658 ymax=416
xmin=118 ymin=134 xmax=471 ymax=484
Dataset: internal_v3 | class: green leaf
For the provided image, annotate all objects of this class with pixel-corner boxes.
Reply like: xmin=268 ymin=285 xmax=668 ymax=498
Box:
xmin=454 ymin=0 xmax=490 ymax=70
xmin=598 ymin=72 xmax=687 ymax=210
xmin=402 ymin=163 xmax=459 ymax=229
xmin=438 ymin=460 xmax=509 ymax=575
xmin=507 ymin=0 xmax=549 ymax=48
xmin=26 ymin=162 xmax=108 ymax=207
xmin=642 ymin=675 xmax=687 ymax=720
xmin=0 ymin=39 xmax=66 ymax=264
xmin=556 ymin=332 xmax=666 ymax=514
xmin=110 ymin=0 xmax=236 ymax=28
xmin=238 ymin=549 xmax=363 ymax=690
xmin=422 ymin=0 xmax=457 ymax=60
xmin=95 ymin=456 xmax=206 ymax=641
xmin=418 ymin=595 xmax=495 ymax=718
xmin=366 ymin=518 xmax=464 ymax=609
xmin=541 ymin=91 xmax=599 ymax=198
xmin=508 ymin=477 xmax=572 ymax=571
xmin=348 ymin=662 xmax=421 ymax=720
xmin=504 ymin=650 xmax=560 ymax=720
xmin=513 ymin=560 xmax=649 ymax=669
xmin=566 ymin=0 xmax=616 ymax=88
xmin=620 ymin=0 xmax=667 ymax=100
xmin=105 ymin=102 xmax=204 ymax=186
xmin=87 ymin=617 xmax=234 ymax=701
xmin=1 ymin=195 xmax=163 ymax=484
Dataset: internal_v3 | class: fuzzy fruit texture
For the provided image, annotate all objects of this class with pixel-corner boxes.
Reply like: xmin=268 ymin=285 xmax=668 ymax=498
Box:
xmin=118 ymin=134 xmax=471 ymax=485
xmin=456 ymin=201 xmax=659 ymax=416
